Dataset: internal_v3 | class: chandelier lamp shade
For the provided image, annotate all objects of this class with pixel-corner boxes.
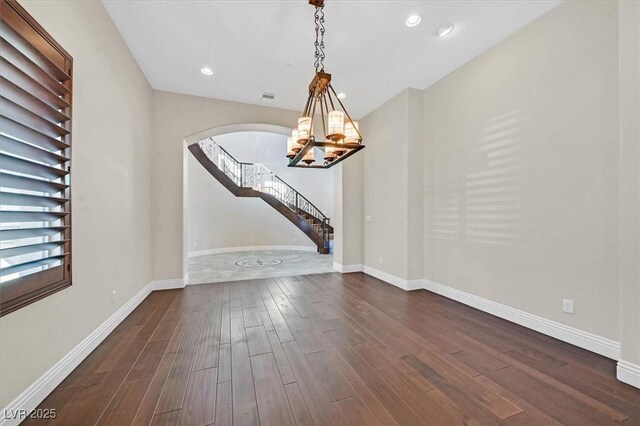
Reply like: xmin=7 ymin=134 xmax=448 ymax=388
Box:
xmin=287 ymin=0 xmax=364 ymax=168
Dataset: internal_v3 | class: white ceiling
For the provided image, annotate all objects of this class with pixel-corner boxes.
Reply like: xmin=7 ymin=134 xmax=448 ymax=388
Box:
xmin=102 ymin=0 xmax=561 ymax=118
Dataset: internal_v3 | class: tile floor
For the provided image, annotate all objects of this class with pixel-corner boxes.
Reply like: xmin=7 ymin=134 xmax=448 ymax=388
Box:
xmin=187 ymin=249 xmax=334 ymax=284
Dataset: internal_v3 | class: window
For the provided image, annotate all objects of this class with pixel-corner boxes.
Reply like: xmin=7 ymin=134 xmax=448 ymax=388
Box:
xmin=0 ymin=0 xmax=72 ymax=315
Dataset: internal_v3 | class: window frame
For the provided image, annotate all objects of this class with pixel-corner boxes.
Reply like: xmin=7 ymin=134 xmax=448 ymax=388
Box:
xmin=0 ymin=0 xmax=73 ymax=316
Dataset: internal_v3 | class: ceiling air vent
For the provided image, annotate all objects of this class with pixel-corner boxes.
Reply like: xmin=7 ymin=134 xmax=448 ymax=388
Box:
xmin=261 ymin=92 xmax=276 ymax=102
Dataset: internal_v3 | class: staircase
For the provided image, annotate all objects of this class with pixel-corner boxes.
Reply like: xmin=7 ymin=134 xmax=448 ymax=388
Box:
xmin=189 ymin=138 xmax=333 ymax=254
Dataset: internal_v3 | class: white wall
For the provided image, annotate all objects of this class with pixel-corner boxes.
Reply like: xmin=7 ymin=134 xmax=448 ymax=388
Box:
xmin=0 ymin=0 xmax=153 ymax=407
xmin=187 ymin=131 xmax=334 ymax=254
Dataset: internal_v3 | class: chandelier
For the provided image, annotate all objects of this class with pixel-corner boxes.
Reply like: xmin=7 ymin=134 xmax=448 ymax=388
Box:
xmin=287 ymin=0 xmax=364 ymax=168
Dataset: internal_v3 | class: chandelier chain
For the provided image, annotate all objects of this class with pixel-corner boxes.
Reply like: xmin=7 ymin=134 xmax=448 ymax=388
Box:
xmin=287 ymin=0 xmax=364 ymax=169
xmin=313 ymin=5 xmax=325 ymax=72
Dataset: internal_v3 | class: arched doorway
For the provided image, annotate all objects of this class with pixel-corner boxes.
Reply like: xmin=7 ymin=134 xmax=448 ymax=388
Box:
xmin=183 ymin=125 xmax=336 ymax=284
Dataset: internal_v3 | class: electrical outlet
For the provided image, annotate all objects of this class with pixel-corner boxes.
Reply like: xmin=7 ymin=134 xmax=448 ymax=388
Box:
xmin=366 ymin=215 xmax=372 ymax=223
xmin=562 ymin=299 xmax=574 ymax=314
xmin=111 ymin=290 xmax=117 ymax=304
xmin=379 ymin=256 xmax=383 ymax=265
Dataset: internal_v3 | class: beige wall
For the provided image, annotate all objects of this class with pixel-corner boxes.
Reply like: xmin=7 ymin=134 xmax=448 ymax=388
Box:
xmin=333 ymin=154 xmax=364 ymax=267
xmin=361 ymin=91 xmax=410 ymax=278
xmin=618 ymin=0 xmax=640 ymax=365
xmin=151 ymin=92 xmax=303 ymax=280
xmin=0 ymin=0 xmax=153 ymax=407
xmin=422 ymin=0 xmax=620 ymax=340
xmin=352 ymin=0 xmax=632 ymax=347
xmin=406 ymin=89 xmax=424 ymax=280
xmin=358 ymin=88 xmax=424 ymax=279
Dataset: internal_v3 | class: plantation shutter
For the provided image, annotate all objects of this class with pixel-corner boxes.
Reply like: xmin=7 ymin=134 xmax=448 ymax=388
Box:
xmin=0 ymin=0 xmax=73 ymax=316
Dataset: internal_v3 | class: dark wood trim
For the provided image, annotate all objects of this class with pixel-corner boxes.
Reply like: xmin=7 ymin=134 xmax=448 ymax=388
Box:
xmin=0 ymin=0 xmax=73 ymax=316
xmin=0 ymin=278 xmax=71 ymax=316
xmin=4 ymin=0 xmax=73 ymax=62
xmin=288 ymin=141 xmax=364 ymax=169
xmin=258 ymin=192 xmax=327 ymax=251
xmin=0 ymin=263 xmax=70 ymax=315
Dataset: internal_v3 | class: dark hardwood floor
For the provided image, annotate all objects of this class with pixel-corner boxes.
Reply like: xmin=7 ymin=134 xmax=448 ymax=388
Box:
xmin=27 ymin=272 xmax=640 ymax=425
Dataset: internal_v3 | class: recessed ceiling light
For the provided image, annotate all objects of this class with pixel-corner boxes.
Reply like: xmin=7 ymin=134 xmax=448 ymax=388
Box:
xmin=200 ymin=67 xmax=213 ymax=76
xmin=436 ymin=23 xmax=455 ymax=38
xmin=337 ymin=92 xmax=346 ymax=99
xmin=405 ymin=14 xmax=422 ymax=27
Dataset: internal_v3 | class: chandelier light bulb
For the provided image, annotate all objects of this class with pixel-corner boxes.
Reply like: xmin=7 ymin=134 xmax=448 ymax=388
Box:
xmin=288 ymin=137 xmax=299 ymax=158
xmin=327 ymin=111 xmax=345 ymax=141
xmin=344 ymin=120 xmax=360 ymax=144
xmin=298 ymin=117 xmax=312 ymax=142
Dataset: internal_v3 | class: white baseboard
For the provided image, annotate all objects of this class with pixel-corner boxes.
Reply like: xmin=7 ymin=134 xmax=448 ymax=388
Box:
xmin=339 ymin=268 xmax=629 ymax=383
xmin=406 ymin=279 xmax=426 ymax=291
xmin=332 ymin=262 xmax=363 ymax=273
xmin=617 ymin=360 xmax=640 ymax=388
xmin=150 ymin=276 xmax=187 ymax=291
xmin=0 ymin=283 xmax=153 ymax=426
xmin=335 ymin=268 xmax=623 ymax=362
xmin=331 ymin=263 xmax=422 ymax=292
xmin=422 ymin=279 xmax=620 ymax=360
xmin=188 ymin=245 xmax=316 ymax=258
xmin=363 ymin=266 xmax=423 ymax=291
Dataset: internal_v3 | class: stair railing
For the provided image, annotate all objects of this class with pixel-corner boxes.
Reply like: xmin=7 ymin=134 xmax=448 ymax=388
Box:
xmin=198 ymin=137 xmax=247 ymax=187
xmin=198 ymin=137 xmax=331 ymax=248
